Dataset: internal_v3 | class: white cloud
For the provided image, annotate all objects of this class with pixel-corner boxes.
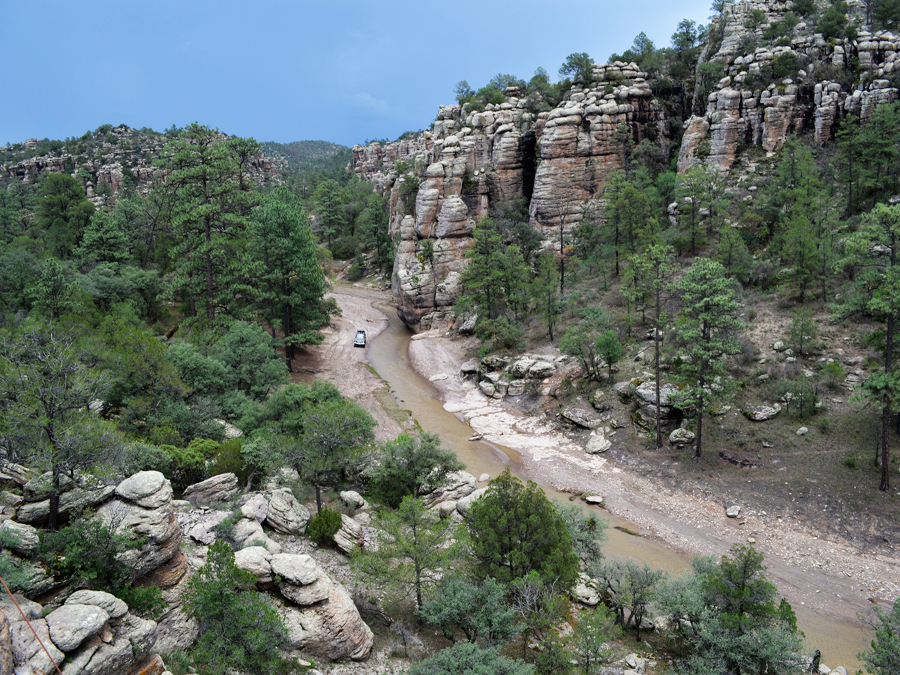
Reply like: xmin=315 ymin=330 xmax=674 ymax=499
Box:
xmin=353 ymin=92 xmax=390 ymax=116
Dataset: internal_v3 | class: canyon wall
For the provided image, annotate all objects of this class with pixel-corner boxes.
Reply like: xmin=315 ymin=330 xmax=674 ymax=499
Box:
xmin=353 ymin=64 xmax=668 ymax=331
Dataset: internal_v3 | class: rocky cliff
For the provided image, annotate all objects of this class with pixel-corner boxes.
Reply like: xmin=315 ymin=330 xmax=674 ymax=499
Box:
xmin=353 ymin=0 xmax=900 ymax=331
xmin=353 ymin=63 xmax=668 ymax=331
xmin=678 ymin=0 xmax=899 ymax=171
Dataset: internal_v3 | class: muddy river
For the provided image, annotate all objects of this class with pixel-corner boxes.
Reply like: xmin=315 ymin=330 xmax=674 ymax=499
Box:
xmin=366 ymin=299 xmax=871 ymax=669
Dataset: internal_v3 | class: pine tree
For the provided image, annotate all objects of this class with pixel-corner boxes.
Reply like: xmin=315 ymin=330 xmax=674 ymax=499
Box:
xmin=674 ymin=259 xmax=743 ymax=458
xmin=839 ymin=202 xmax=900 ymax=491
xmin=627 ymin=244 xmax=677 ymax=448
xmin=248 ymin=188 xmax=336 ymax=364
xmin=353 ymin=496 xmax=462 ymax=611
xmin=161 ymin=123 xmax=260 ymax=323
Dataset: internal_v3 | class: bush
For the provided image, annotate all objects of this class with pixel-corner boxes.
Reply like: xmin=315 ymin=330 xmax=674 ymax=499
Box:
xmin=330 ymin=236 xmax=359 ymax=261
xmin=163 ymin=443 xmax=207 ymax=491
xmin=772 ymin=52 xmax=800 ymax=79
xmin=184 ymin=542 xmax=295 ymax=675
xmin=208 ymin=438 xmax=246 ymax=484
xmin=820 ymin=361 xmax=845 ymax=390
xmin=0 ymin=529 xmax=32 ymax=592
xmin=843 ymin=454 xmax=858 ymax=469
xmin=38 ymin=509 xmax=164 ymax=615
xmin=475 ymin=317 xmax=525 ymax=356
xmin=308 ymin=507 xmax=342 ymax=545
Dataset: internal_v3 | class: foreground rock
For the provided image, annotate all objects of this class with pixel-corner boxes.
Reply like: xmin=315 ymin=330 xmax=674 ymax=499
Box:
xmin=3 ymin=590 xmax=158 ymax=675
xmin=741 ymin=403 xmax=782 ymax=421
xmin=97 ymin=471 xmax=181 ymax=578
xmin=235 ymin=550 xmax=374 ymax=661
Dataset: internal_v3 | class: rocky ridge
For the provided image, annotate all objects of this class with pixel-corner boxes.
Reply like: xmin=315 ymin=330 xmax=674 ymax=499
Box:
xmin=1 ymin=125 xmax=285 ymax=208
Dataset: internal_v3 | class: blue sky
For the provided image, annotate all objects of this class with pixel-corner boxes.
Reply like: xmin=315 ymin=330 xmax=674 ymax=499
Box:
xmin=1 ymin=0 xmax=713 ymax=148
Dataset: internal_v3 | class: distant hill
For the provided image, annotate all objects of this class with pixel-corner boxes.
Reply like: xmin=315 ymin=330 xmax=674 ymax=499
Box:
xmin=262 ymin=140 xmax=350 ymax=173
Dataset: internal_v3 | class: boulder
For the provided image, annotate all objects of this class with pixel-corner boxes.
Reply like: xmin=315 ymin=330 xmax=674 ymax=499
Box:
xmin=183 ymin=509 xmax=230 ymax=545
xmin=455 ymin=487 xmax=487 ymax=516
xmin=669 ymin=428 xmax=696 ymax=446
xmin=478 ymin=380 xmax=496 ymax=397
xmin=265 ymin=488 xmax=310 ymax=535
xmin=635 ymin=381 xmax=681 ymax=407
xmin=281 ymin=575 xmax=332 ymax=606
xmin=339 ymin=491 xmax=367 ymax=511
xmin=586 ymin=434 xmax=612 ymax=454
xmin=181 ymin=473 xmax=238 ymax=505
xmin=0 ymin=612 xmax=12 ymax=675
xmin=115 ymin=471 xmax=172 ymax=509
xmin=240 ymin=493 xmax=269 ymax=523
xmin=478 ymin=473 xmax=490 ymax=483
xmin=16 ymin=484 xmax=116 ymax=524
xmin=572 ymin=573 xmax=600 ymax=606
xmin=234 ymin=546 xmax=274 ymax=583
xmin=97 ymin=493 xmax=181 ymax=578
xmin=509 ymin=357 xmax=537 ymax=378
xmin=23 ymin=471 xmax=75 ymax=502
xmin=423 ymin=471 xmax=477 ymax=505
xmin=589 ymin=389 xmax=608 ymax=411
xmin=796 ymin=427 xmax=809 ymax=436
xmin=232 ymin=517 xmax=281 ymax=553
xmin=46 ymin=603 xmax=109 ymax=652
xmin=281 ymin=581 xmax=374 ymax=661
xmin=0 ymin=520 xmax=39 ymax=555
xmin=63 ymin=612 xmax=157 ymax=675
xmin=333 ymin=515 xmax=362 ymax=555
xmin=773 ymin=340 xmax=787 ymax=351
xmin=0 ymin=463 xmax=33 ymax=486
xmin=561 ymin=406 xmax=603 ymax=429
xmin=726 ymin=505 xmax=741 ymax=518
xmin=270 ymin=553 xmax=320 ymax=586
xmin=8 ymin=616 xmax=65 ymax=674
xmin=528 ymin=361 xmax=556 ymax=378
xmin=66 ymin=590 xmax=128 ymax=619
xmin=585 ymin=495 xmax=604 ymax=506
xmin=741 ymin=403 xmax=782 ymax=421
xmin=460 ymin=359 xmax=479 ymax=374
xmin=614 ymin=380 xmax=634 ymax=401
xmin=0 ymin=593 xmax=42 ymax=621
xmin=507 ymin=379 xmax=526 ymax=396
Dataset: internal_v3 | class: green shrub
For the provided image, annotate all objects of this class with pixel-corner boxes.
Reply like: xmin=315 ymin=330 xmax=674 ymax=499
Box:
xmin=38 ymin=511 xmax=165 ymax=613
xmin=208 ymin=438 xmax=246 ymax=484
xmin=475 ymin=317 xmax=525 ymax=356
xmin=843 ymin=454 xmax=858 ymax=469
xmin=214 ymin=508 xmax=244 ymax=546
xmin=308 ymin=507 xmax=342 ymax=546
xmin=772 ymin=52 xmax=800 ymax=79
xmin=184 ymin=542 xmax=295 ymax=675
xmin=117 ymin=584 xmax=166 ymax=618
xmin=330 ymin=236 xmax=359 ymax=261
xmin=0 ymin=530 xmax=32 ymax=592
xmin=820 ymin=362 xmax=845 ymax=390
xmin=163 ymin=443 xmax=206 ymax=491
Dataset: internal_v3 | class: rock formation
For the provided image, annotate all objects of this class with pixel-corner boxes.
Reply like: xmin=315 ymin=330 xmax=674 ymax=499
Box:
xmin=354 ymin=68 xmax=667 ymax=331
xmin=233 ymin=549 xmax=374 ymax=662
xmin=679 ymin=1 xmax=900 ymax=172
xmin=351 ymin=2 xmax=900 ymax=329
xmin=1 ymin=590 xmax=159 ymax=675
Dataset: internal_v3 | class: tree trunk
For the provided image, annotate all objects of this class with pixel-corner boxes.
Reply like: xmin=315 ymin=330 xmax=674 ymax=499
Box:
xmin=48 ymin=469 xmax=61 ymax=530
xmin=654 ymin=286 xmax=663 ymax=450
xmin=315 ymin=485 xmax=322 ymax=514
xmin=881 ymin=312 xmax=893 ymax=491
xmin=695 ymin=370 xmax=705 ymax=459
